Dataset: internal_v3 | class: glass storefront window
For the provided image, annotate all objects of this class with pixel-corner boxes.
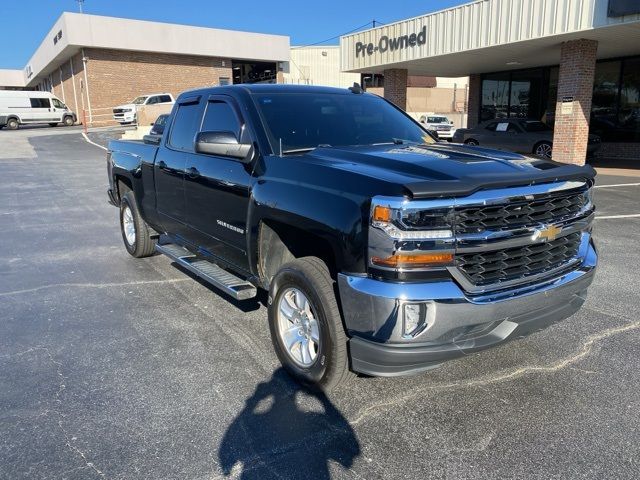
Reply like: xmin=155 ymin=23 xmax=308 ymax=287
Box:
xmin=481 ymin=73 xmax=509 ymax=121
xmin=619 ymin=58 xmax=640 ymax=142
xmin=590 ymin=61 xmax=621 ymax=141
xmin=479 ymin=57 xmax=640 ymax=143
xmin=481 ymin=69 xmax=545 ymax=122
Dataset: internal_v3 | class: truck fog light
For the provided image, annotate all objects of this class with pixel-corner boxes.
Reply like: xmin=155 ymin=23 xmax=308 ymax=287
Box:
xmin=403 ymin=303 xmax=428 ymax=338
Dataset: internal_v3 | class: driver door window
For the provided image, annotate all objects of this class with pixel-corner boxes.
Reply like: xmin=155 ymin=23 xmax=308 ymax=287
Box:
xmin=201 ymin=101 xmax=241 ymax=139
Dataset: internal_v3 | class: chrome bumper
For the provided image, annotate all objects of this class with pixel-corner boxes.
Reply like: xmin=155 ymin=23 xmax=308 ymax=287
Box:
xmin=338 ymin=239 xmax=597 ymax=376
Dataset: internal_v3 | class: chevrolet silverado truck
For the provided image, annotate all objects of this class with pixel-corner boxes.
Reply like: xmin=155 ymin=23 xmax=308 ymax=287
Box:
xmin=106 ymin=84 xmax=597 ymax=390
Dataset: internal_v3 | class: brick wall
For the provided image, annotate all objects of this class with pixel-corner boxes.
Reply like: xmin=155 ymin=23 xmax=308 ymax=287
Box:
xmin=383 ymin=69 xmax=408 ymax=111
xmin=595 ymin=142 xmax=640 ymax=161
xmin=467 ymin=74 xmax=481 ymax=128
xmin=552 ymin=39 xmax=598 ymax=165
xmin=82 ymin=48 xmax=233 ymax=126
xmin=50 ymin=52 xmax=86 ymax=123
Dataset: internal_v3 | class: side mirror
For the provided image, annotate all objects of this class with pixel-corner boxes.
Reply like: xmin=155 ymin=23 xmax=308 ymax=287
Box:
xmin=195 ymin=131 xmax=253 ymax=162
xmin=143 ymin=135 xmax=161 ymax=145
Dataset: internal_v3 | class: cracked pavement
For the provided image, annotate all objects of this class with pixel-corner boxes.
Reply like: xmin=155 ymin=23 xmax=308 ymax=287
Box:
xmin=1 ymin=127 xmax=639 ymax=479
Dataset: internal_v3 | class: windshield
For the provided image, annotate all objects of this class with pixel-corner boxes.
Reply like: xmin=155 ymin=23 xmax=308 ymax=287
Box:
xmin=254 ymin=93 xmax=435 ymax=153
xmin=427 ymin=116 xmax=448 ymax=124
xmin=132 ymin=96 xmax=148 ymax=105
xmin=521 ymin=120 xmax=552 ymax=132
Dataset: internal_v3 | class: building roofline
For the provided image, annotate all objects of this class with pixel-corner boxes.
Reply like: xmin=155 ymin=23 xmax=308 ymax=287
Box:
xmin=18 ymin=12 xmax=291 ymax=88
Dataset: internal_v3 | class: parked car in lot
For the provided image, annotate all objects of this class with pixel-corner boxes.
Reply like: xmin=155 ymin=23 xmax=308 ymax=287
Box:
xmin=106 ymin=85 xmax=597 ymax=390
xmin=419 ymin=114 xmax=456 ymax=140
xmin=453 ymin=119 xmax=601 ymax=158
xmin=0 ymin=91 xmax=76 ymax=130
xmin=112 ymin=93 xmax=174 ymax=124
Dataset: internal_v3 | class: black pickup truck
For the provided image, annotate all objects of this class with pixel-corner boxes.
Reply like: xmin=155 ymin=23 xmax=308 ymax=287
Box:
xmin=107 ymin=84 xmax=597 ymax=390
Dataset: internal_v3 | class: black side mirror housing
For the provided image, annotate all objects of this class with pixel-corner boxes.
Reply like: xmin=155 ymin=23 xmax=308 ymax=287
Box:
xmin=143 ymin=134 xmax=161 ymax=145
xmin=195 ymin=131 xmax=253 ymax=163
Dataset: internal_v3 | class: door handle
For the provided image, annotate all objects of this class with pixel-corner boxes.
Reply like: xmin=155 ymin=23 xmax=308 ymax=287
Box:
xmin=157 ymin=160 xmax=168 ymax=170
xmin=187 ymin=166 xmax=200 ymax=179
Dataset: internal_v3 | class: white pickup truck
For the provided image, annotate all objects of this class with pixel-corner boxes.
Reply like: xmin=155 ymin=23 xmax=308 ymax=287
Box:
xmin=112 ymin=93 xmax=174 ymax=124
xmin=419 ymin=114 xmax=456 ymax=141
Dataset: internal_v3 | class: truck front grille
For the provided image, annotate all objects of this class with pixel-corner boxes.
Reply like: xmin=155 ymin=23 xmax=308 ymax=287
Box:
xmin=455 ymin=232 xmax=581 ymax=287
xmin=455 ymin=190 xmax=588 ymax=234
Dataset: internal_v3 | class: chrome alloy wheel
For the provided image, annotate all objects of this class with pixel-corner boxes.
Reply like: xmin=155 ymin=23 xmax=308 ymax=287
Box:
xmin=535 ymin=143 xmax=553 ymax=158
xmin=277 ymin=288 xmax=320 ymax=367
xmin=122 ymin=205 xmax=136 ymax=246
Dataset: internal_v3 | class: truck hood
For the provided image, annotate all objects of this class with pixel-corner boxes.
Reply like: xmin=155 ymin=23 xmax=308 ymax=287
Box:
xmin=114 ymin=103 xmax=137 ymax=110
xmin=301 ymin=143 xmax=595 ymax=198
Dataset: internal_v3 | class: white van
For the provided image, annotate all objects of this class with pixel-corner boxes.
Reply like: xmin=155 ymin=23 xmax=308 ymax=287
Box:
xmin=0 ymin=91 xmax=77 ymax=130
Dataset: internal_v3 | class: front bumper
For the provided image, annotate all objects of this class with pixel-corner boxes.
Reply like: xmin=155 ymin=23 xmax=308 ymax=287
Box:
xmin=435 ymin=130 xmax=454 ymax=139
xmin=338 ymin=239 xmax=597 ymax=376
xmin=113 ymin=113 xmax=136 ymax=123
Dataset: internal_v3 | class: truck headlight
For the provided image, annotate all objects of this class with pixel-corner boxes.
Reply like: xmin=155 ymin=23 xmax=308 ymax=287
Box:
xmin=369 ymin=197 xmax=455 ymax=271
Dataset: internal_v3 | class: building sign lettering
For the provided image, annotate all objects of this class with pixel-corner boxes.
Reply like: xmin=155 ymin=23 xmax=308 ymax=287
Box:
xmin=355 ymin=26 xmax=426 ymax=57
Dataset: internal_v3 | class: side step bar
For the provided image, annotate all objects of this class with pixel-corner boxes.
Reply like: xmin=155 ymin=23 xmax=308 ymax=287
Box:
xmin=156 ymin=243 xmax=257 ymax=301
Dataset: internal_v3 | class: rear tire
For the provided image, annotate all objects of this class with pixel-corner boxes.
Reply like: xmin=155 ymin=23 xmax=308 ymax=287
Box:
xmin=49 ymin=123 xmax=58 ymax=127
xmin=6 ymin=118 xmax=18 ymax=130
xmin=464 ymin=139 xmax=479 ymax=146
xmin=63 ymin=116 xmax=74 ymax=127
xmin=268 ymin=257 xmax=350 ymax=391
xmin=119 ymin=191 xmax=157 ymax=258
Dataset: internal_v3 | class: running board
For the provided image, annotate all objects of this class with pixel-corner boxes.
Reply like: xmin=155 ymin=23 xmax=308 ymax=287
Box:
xmin=156 ymin=243 xmax=257 ymax=301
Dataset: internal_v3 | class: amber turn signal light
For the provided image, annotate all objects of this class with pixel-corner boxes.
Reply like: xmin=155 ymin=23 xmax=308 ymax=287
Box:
xmin=372 ymin=253 xmax=454 ymax=268
xmin=372 ymin=205 xmax=392 ymax=222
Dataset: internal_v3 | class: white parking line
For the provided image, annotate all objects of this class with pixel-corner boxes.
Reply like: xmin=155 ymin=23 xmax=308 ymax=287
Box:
xmin=594 ymin=183 xmax=640 ymax=189
xmin=595 ymin=214 xmax=640 ymax=220
xmin=81 ymin=132 xmax=108 ymax=151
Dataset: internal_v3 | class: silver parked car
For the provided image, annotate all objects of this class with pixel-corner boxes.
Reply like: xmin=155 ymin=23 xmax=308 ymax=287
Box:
xmin=452 ymin=119 xmax=601 ymax=158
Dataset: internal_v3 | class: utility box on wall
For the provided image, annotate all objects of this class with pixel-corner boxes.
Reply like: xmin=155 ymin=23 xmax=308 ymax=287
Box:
xmin=608 ymin=0 xmax=640 ymax=17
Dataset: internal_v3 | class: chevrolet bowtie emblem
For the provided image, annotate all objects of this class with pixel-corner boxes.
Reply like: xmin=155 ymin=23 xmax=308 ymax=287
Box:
xmin=533 ymin=224 xmax=562 ymax=242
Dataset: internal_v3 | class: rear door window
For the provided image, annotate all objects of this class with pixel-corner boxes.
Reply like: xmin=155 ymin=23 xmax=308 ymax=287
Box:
xmin=158 ymin=95 xmax=173 ymax=103
xmin=168 ymin=100 xmax=203 ymax=151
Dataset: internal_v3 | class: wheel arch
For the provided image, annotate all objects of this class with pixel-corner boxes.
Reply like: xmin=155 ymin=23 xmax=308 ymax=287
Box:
xmin=257 ymin=220 xmax=338 ymax=289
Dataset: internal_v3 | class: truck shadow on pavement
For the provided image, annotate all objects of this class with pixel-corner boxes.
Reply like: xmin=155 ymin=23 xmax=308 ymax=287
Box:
xmin=218 ymin=368 xmax=360 ymax=479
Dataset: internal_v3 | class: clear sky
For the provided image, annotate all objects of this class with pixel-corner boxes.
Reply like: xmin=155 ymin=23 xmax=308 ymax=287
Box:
xmin=1 ymin=0 xmax=467 ymax=69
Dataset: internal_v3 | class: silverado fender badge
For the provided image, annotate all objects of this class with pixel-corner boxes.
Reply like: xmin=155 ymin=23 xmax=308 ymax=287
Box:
xmin=532 ymin=224 xmax=562 ymax=242
xmin=217 ymin=219 xmax=245 ymax=235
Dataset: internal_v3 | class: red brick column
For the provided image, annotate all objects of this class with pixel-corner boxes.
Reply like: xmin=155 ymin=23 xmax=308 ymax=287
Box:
xmin=467 ymin=74 xmax=481 ymax=128
xmin=383 ymin=69 xmax=408 ymax=111
xmin=552 ymin=39 xmax=598 ymax=165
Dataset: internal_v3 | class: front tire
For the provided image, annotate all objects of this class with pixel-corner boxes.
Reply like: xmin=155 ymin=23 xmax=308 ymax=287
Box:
xmin=464 ymin=138 xmax=479 ymax=146
xmin=268 ymin=257 xmax=350 ymax=391
xmin=119 ymin=191 xmax=157 ymax=258
xmin=534 ymin=141 xmax=553 ymax=158
xmin=63 ymin=116 xmax=74 ymax=127
xmin=6 ymin=118 xmax=18 ymax=130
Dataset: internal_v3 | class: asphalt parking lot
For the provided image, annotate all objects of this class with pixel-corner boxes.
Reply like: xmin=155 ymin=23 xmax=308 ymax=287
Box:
xmin=1 ymin=127 xmax=639 ymax=480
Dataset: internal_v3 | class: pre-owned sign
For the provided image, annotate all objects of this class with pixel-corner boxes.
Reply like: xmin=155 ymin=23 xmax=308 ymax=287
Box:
xmin=355 ymin=26 xmax=426 ymax=58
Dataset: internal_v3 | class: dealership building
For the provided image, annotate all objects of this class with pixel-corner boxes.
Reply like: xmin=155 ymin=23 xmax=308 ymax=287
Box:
xmin=341 ymin=0 xmax=640 ymax=164
xmin=0 ymin=13 xmax=289 ymax=125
